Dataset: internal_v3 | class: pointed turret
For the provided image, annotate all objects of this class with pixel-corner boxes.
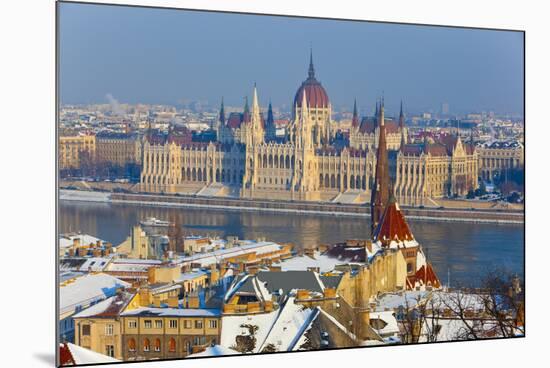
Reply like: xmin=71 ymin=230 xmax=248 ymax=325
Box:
xmin=249 ymin=84 xmax=264 ymax=144
xmin=351 ymin=99 xmax=359 ymax=128
xmin=371 ymin=97 xmax=391 ymax=236
xmin=399 ymin=100 xmax=406 ymax=148
xmin=252 ymin=83 xmax=261 ymax=121
xmin=219 ymin=97 xmax=225 ymax=124
xmin=267 ymin=101 xmax=274 ymax=125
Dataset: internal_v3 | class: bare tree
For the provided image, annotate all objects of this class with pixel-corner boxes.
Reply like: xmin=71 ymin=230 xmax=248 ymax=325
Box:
xmin=437 ymin=268 xmax=524 ymax=341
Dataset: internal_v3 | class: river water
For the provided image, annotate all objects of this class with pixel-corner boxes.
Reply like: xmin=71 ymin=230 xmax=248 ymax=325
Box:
xmin=59 ymin=201 xmax=524 ymax=286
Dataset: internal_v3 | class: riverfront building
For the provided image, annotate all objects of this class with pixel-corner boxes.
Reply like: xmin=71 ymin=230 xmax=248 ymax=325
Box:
xmin=59 ymin=134 xmax=96 ymax=170
xmin=477 ymin=140 xmax=524 ymax=182
xmin=138 ymin=53 xmax=478 ymax=206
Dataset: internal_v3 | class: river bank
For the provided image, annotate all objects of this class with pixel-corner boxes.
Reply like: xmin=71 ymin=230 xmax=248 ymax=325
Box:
xmin=59 ymin=189 xmax=523 ymax=225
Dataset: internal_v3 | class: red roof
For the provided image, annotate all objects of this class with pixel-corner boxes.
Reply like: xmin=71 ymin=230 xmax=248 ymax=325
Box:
xmin=59 ymin=343 xmax=75 ymax=366
xmin=374 ymin=199 xmax=415 ymax=245
xmin=294 ymin=79 xmax=330 ymax=108
xmin=227 ymin=112 xmax=244 ymax=129
xmin=408 ymin=263 xmax=441 ymax=289
xmin=358 ymin=118 xmax=399 ymax=134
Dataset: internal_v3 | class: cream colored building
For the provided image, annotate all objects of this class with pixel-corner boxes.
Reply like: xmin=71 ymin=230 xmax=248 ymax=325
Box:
xmin=395 ymin=135 xmax=479 ymax=206
xmin=96 ymin=132 xmax=142 ymax=166
xmin=477 ymin=140 xmax=524 ymax=182
xmin=59 ymin=134 xmax=96 ymax=169
xmin=139 ymin=56 xmax=478 ymax=206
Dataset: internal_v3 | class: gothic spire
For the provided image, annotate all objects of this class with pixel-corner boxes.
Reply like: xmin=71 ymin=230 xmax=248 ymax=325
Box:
xmin=219 ymin=97 xmax=225 ymax=124
xmin=252 ymin=83 xmax=260 ymax=118
xmin=267 ymin=100 xmax=274 ymax=125
xmin=308 ymin=48 xmax=315 ymax=79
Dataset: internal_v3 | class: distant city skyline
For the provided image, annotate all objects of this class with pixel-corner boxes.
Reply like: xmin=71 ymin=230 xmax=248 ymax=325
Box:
xmin=59 ymin=3 xmax=524 ymax=116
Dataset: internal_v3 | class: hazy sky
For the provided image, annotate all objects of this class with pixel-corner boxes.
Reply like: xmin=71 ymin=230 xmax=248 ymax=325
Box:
xmin=59 ymin=2 xmax=524 ymax=116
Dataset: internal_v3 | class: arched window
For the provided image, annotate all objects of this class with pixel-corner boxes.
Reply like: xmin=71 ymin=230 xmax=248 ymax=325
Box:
xmin=128 ymin=338 xmax=136 ymax=352
xmin=169 ymin=338 xmax=176 ymax=352
xmin=154 ymin=338 xmax=161 ymax=352
xmin=143 ymin=338 xmax=150 ymax=352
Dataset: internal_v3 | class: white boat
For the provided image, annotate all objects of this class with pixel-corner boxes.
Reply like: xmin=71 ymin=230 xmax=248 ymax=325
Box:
xmin=140 ymin=217 xmax=170 ymax=227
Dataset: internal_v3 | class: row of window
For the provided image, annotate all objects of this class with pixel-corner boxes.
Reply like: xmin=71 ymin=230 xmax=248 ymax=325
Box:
xmin=127 ymin=336 xmax=212 ymax=353
xmin=128 ymin=319 xmax=218 ymax=330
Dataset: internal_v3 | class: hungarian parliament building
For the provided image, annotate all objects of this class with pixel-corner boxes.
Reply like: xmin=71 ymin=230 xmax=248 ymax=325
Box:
xmin=140 ymin=55 xmax=479 ymax=206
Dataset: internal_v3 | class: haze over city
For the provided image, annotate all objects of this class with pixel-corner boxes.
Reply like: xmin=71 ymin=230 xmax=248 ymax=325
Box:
xmin=59 ymin=3 xmax=524 ymax=116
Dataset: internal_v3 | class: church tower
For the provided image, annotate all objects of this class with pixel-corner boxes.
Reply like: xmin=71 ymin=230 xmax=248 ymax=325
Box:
xmin=371 ymin=98 xmax=391 ymax=236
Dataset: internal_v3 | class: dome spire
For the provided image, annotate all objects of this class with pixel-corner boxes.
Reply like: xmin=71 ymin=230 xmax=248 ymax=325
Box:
xmin=308 ymin=47 xmax=315 ymax=79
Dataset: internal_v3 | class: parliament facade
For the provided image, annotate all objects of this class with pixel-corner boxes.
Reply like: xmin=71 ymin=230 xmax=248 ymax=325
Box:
xmin=139 ymin=55 xmax=478 ymax=205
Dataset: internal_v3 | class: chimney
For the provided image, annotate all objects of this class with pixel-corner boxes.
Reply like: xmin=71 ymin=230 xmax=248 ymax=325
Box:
xmin=296 ymin=289 xmax=310 ymax=300
xmin=167 ymin=295 xmax=179 ymax=308
xmin=188 ymin=295 xmax=200 ymax=308
xmin=304 ymin=248 xmax=315 ymax=258
xmin=139 ymin=287 xmax=151 ymax=307
xmin=323 ymin=288 xmax=336 ymax=298
xmin=148 ymin=267 xmax=157 ymax=284
xmin=153 ymin=295 xmax=162 ymax=307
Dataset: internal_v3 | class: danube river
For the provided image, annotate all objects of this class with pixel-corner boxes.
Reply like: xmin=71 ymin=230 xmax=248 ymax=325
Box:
xmin=59 ymin=200 xmax=524 ymax=286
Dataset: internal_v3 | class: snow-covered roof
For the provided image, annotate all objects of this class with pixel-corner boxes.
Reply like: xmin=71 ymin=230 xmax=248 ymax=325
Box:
xmin=220 ymin=309 xmax=280 ymax=353
xmin=375 ymin=290 xmax=430 ymax=311
xmin=59 ymin=273 xmax=130 ymax=316
xmin=121 ymin=307 xmax=221 ymax=317
xmin=78 ymin=257 xmax=113 ymax=272
xmin=220 ymin=296 xmax=320 ymax=353
xmin=273 ymin=251 xmax=347 ymax=273
xmin=105 ymin=258 xmax=161 ymax=273
xmin=59 ymin=234 xmax=105 ymax=249
xmin=73 ymin=292 xmax=133 ymax=319
xmin=173 ymin=241 xmax=285 ymax=268
xmin=187 ymin=345 xmax=239 ymax=357
xmin=176 ymin=270 xmax=208 ymax=282
xmin=259 ymin=297 xmax=320 ymax=352
xmin=369 ymin=310 xmax=400 ymax=336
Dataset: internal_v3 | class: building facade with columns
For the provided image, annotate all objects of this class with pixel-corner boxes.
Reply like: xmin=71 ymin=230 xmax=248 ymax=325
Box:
xmin=394 ymin=134 xmax=479 ymax=206
xmin=139 ymin=54 xmax=479 ymax=206
xmin=476 ymin=140 xmax=524 ymax=182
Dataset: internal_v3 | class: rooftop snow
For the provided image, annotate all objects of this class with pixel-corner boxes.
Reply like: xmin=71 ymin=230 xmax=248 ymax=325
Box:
xmin=59 ymin=273 xmax=130 ymax=315
xmin=121 ymin=307 xmax=221 ymax=317
xmin=273 ymin=251 xmax=347 ymax=273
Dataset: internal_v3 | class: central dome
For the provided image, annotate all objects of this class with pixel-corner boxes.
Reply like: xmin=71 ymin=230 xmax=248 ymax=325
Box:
xmin=293 ymin=53 xmax=330 ymax=109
